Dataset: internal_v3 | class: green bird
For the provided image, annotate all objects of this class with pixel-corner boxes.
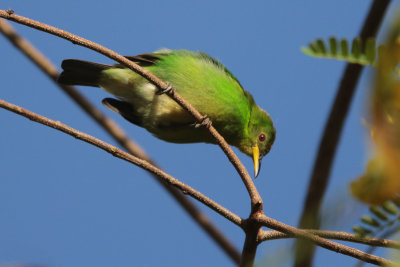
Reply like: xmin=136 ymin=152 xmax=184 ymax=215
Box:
xmin=58 ymin=49 xmax=275 ymax=177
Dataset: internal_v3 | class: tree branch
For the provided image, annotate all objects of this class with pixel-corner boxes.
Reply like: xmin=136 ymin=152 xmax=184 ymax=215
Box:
xmin=295 ymin=1 xmax=391 ymax=266
xmin=258 ymin=229 xmax=400 ymax=249
xmin=355 ymin=226 xmax=400 ymax=267
xmin=0 ymin=9 xmax=262 ymax=211
xmin=0 ymin=99 xmax=243 ymax=227
xmin=255 ymin=214 xmax=394 ymax=266
xmin=240 ymin=218 xmax=262 ymax=267
xmin=0 ymin=18 xmax=242 ymax=264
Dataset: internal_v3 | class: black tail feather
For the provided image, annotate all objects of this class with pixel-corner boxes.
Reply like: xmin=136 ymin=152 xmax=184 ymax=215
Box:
xmin=58 ymin=59 xmax=110 ymax=87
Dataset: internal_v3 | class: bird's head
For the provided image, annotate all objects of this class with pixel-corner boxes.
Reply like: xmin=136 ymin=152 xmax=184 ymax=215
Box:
xmin=241 ymin=106 xmax=275 ymax=178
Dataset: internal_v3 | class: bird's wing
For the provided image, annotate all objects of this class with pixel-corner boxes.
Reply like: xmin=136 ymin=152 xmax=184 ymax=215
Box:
xmin=195 ymin=51 xmax=245 ymax=92
xmin=102 ymin=98 xmax=143 ymax=126
xmin=123 ymin=51 xmax=171 ymax=67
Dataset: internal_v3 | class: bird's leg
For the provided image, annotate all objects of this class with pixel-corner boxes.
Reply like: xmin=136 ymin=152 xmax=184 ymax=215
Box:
xmin=156 ymin=82 xmax=176 ymax=95
xmin=192 ymin=115 xmax=212 ymax=129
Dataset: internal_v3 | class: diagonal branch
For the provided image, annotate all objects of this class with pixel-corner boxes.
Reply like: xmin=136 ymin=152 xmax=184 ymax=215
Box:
xmin=255 ymin=214 xmax=394 ymax=266
xmin=0 ymin=18 xmax=241 ymax=264
xmin=295 ymin=1 xmax=391 ymax=266
xmin=258 ymin=229 xmax=400 ymax=249
xmin=0 ymin=9 xmax=262 ymax=211
xmin=0 ymin=98 xmax=243 ymax=227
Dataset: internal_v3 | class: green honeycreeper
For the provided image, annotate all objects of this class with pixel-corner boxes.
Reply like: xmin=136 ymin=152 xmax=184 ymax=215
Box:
xmin=58 ymin=49 xmax=275 ymax=177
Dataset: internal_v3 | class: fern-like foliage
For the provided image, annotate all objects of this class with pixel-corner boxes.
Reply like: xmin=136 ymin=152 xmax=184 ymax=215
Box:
xmin=302 ymin=37 xmax=378 ymax=66
xmin=353 ymin=201 xmax=400 ymax=237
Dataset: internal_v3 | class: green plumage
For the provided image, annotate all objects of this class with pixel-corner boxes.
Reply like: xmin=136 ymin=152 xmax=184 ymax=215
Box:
xmin=58 ymin=49 xmax=275 ymax=177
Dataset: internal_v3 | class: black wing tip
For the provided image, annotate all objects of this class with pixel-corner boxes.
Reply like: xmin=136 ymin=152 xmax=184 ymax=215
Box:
xmin=102 ymin=98 xmax=142 ymax=126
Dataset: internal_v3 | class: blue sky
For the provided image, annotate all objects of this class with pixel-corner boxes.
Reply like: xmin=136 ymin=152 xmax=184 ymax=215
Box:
xmin=0 ymin=1 xmax=398 ymax=266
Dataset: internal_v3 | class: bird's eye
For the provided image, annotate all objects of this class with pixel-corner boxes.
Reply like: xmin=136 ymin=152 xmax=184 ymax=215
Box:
xmin=258 ymin=133 xmax=266 ymax=142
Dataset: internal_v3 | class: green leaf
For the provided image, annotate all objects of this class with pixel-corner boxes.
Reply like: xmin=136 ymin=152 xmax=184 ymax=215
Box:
xmin=361 ymin=215 xmax=381 ymax=227
xmin=301 ymin=47 xmax=315 ymax=56
xmin=351 ymin=38 xmax=362 ymax=59
xmin=354 ymin=201 xmax=400 ymax=238
xmin=353 ymin=225 xmax=372 ymax=237
xmin=382 ymin=201 xmax=399 ymax=215
xmin=309 ymin=42 xmax=318 ymax=53
xmin=302 ymin=37 xmax=379 ymax=66
xmin=341 ymin=39 xmax=349 ymax=57
xmin=316 ymin=39 xmax=327 ymax=54
xmin=329 ymin=37 xmax=337 ymax=56
xmin=369 ymin=205 xmax=389 ymax=221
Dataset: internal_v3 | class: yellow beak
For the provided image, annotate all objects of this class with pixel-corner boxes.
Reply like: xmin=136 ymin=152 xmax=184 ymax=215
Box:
xmin=252 ymin=145 xmax=261 ymax=178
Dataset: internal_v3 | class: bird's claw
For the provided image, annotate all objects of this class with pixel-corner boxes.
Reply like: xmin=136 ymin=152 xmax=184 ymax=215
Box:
xmin=193 ymin=115 xmax=212 ymax=128
xmin=156 ymin=82 xmax=176 ymax=95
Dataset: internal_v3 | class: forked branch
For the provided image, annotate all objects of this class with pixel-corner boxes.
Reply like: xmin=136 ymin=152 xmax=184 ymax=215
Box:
xmin=255 ymin=214 xmax=394 ymax=266
xmin=258 ymin=229 xmax=400 ymax=249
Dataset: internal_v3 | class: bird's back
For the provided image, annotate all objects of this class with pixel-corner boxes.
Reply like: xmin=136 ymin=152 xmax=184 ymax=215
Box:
xmin=146 ymin=50 xmax=252 ymax=143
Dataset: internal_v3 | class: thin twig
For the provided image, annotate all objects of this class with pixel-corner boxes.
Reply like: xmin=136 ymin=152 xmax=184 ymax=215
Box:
xmin=0 ymin=18 xmax=242 ymax=264
xmin=0 ymin=99 xmax=243 ymax=226
xmin=255 ymin=214 xmax=394 ymax=266
xmin=0 ymin=10 xmax=262 ymax=210
xmin=295 ymin=1 xmax=391 ymax=266
xmin=355 ymin=226 xmax=400 ymax=267
xmin=258 ymin=229 xmax=400 ymax=249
